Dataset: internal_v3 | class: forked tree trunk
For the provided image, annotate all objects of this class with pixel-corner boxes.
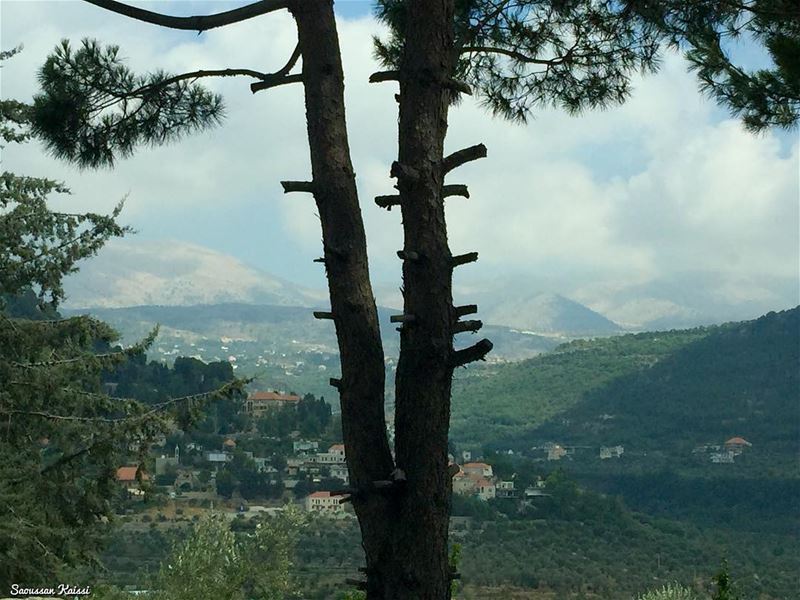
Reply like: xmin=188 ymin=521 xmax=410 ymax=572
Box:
xmin=295 ymin=1 xmax=464 ymax=597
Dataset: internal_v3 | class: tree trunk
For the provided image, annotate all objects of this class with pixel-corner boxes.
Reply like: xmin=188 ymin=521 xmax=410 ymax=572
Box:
xmin=290 ymin=0 xmax=396 ymax=582
xmin=295 ymin=2 xmax=463 ymax=597
xmin=383 ymin=0 xmax=459 ymax=597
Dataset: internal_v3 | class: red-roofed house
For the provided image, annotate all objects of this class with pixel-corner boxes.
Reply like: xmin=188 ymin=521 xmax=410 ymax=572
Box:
xmin=116 ymin=466 xmax=149 ymax=494
xmin=724 ymin=437 xmax=752 ymax=457
xmin=724 ymin=437 xmax=752 ymax=449
xmin=304 ymin=491 xmax=345 ymax=514
xmin=462 ymin=462 xmax=493 ymax=478
xmin=246 ymin=391 xmax=301 ymax=416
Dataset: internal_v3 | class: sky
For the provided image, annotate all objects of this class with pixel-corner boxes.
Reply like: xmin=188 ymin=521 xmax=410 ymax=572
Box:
xmin=2 ymin=1 xmax=798 ymax=326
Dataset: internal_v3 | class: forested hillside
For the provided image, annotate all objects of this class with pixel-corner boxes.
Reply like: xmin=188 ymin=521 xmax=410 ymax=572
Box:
xmin=450 ymin=327 xmax=710 ymax=445
xmin=452 ymin=309 xmax=798 ymax=465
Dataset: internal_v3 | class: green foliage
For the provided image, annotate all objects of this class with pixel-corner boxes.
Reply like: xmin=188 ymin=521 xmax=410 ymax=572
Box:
xmin=450 ymin=542 xmax=463 ymax=597
xmin=32 ymin=38 xmax=224 ymax=168
xmin=216 ymin=450 xmax=283 ymax=501
xmin=451 ymin=328 xmax=708 ymax=447
xmin=636 ymin=582 xmax=701 ymax=600
xmin=623 ymin=0 xmax=800 ymax=131
xmin=375 ymin=0 xmax=662 ymax=121
xmin=711 ymin=560 xmax=741 ymax=600
xmin=530 ymin=309 xmax=799 ymax=474
xmin=216 ymin=469 xmax=236 ymax=499
xmin=256 ymin=394 xmax=332 ymax=438
xmin=2 ymin=50 xmax=130 ymax=306
xmin=155 ymin=511 xmax=303 ymax=600
xmin=0 ymin=48 xmax=243 ymax=588
xmin=375 ymin=1 xmax=799 ymax=130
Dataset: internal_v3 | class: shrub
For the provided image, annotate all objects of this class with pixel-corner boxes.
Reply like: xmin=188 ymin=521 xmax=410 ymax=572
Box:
xmin=636 ymin=582 xmax=701 ymax=600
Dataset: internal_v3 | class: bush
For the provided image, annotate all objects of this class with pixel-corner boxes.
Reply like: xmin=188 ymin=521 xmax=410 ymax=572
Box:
xmin=637 ymin=582 xmax=701 ymax=600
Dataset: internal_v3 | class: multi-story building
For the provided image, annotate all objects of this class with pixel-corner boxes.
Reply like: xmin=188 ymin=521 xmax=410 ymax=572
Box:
xmin=305 ymin=491 xmax=345 ymax=514
xmin=245 ymin=391 xmax=301 ymax=417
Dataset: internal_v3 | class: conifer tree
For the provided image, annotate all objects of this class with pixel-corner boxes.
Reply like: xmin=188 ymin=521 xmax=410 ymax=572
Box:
xmin=0 ymin=47 xmax=242 ymax=588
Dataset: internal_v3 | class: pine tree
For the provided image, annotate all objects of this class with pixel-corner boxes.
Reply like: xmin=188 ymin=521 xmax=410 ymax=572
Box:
xmin=0 ymin=47 xmax=243 ymax=588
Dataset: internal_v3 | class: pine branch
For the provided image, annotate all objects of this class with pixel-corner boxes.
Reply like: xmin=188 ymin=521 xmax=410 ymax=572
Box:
xmin=83 ymin=0 xmax=290 ymax=32
xmin=131 ymin=68 xmax=270 ymax=97
xmin=0 ymin=381 xmax=240 ymax=423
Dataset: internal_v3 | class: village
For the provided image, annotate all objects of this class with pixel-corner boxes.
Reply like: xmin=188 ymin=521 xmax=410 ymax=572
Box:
xmin=114 ymin=390 xmax=755 ymax=524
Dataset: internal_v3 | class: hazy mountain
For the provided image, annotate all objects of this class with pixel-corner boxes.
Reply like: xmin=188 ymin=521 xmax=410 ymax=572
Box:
xmin=68 ymin=303 xmax=559 ymax=363
xmin=62 ymin=240 xmax=326 ymax=309
xmin=571 ymin=272 xmax=800 ymax=331
xmin=480 ymin=292 xmax=623 ymax=336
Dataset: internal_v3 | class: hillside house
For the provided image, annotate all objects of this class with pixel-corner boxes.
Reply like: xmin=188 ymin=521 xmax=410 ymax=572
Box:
xmin=246 ymin=391 xmax=301 ymax=417
xmin=495 ymin=480 xmax=518 ymax=499
xmin=547 ymin=444 xmax=567 ymax=461
xmin=293 ymin=440 xmax=319 ymax=454
xmin=305 ymin=491 xmax=345 ymax=514
xmin=116 ymin=466 xmax=149 ymax=490
xmin=462 ymin=462 xmax=493 ymax=478
xmin=204 ymin=451 xmax=230 ymax=464
xmin=599 ymin=445 xmax=624 ymax=460
xmin=724 ymin=437 xmax=752 ymax=455
xmin=475 ymin=478 xmax=496 ymax=501
xmin=452 ymin=472 xmax=478 ymax=495
xmin=329 ymin=464 xmax=349 ymax=483
xmin=312 ymin=444 xmax=347 ymax=465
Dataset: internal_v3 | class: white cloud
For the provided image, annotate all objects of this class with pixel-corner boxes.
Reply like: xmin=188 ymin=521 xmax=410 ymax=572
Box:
xmin=2 ymin=3 xmax=796 ymax=324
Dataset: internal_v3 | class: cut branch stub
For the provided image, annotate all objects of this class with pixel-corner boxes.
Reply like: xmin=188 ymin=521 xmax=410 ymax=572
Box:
xmin=329 ymin=378 xmax=342 ymax=389
xmin=375 ymin=195 xmax=401 ymax=210
xmin=369 ymin=70 xmax=400 ymax=84
xmin=442 ymin=184 xmax=469 ymax=199
xmin=390 ymin=314 xmax=416 ymax=324
xmin=313 ymin=311 xmax=334 ymax=320
xmin=250 ymin=73 xmax=303 ymax=93
xmin=444 ymin=79 xmax=472 ymax=95
xmin=451 ymin=338 xmax=494 ymax=368
xmin=453 ymin=319 xmax=482 ymax=334
xmin=280 ymin=180 xmax=315 ymax=194
xmin=390 ymin=161 xmax=420 ymax=181
xmin=397 ymin=250 xmax=421 ymax=262
xmin=454 ymin=304 xmax=478 ymax=318
xmin=448 ymin=463 xmax=460 ymax=477
xmin=443 ymin=144 xmax=487 ymax=174
xmin=313 ymin=257 xmax=326 ymax=264
xmin=452 ymin=252 xmax=478 ymax=267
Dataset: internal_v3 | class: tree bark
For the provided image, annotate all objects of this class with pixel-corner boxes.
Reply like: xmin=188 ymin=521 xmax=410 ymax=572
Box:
xmin=290 ymin=1 xmax=396 ymax=587
xmin=386 ymin=0 xmax=459 ymax=597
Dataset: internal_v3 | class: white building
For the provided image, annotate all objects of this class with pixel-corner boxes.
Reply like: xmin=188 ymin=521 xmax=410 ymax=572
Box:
xmin=599 ymin=445 xmax=624 ymax=460
xmin=305 ymin=491 xmax=345 ymax=514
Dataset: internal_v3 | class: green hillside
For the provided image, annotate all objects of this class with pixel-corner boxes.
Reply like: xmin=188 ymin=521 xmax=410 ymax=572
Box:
xmin=529 ymin=308 xmax=799 ymax=472
xmin=452 ymin=309 xmax=798 ymax=461
xmin=451 ymin=327 xmax=710 ymax=446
